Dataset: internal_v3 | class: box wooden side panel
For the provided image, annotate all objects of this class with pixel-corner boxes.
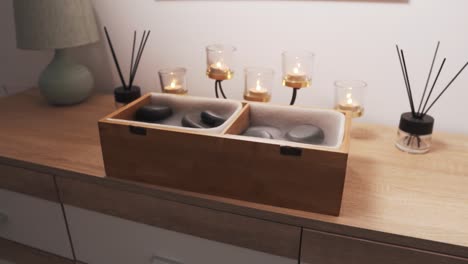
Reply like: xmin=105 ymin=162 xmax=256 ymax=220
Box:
xmin=223 ymin=104 xmax=250 ymax=135
xmin=339 ymin=111 xmax=353 ymax=153
xmin=99 ymin=120 xmax=347 ymax=215
xmin=105 ymin=93 xmax=152 ymax=121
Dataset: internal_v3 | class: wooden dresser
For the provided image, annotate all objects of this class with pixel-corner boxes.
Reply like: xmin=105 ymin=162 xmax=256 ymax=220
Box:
xmin=0 ymin=89 xmax=467 ymax=264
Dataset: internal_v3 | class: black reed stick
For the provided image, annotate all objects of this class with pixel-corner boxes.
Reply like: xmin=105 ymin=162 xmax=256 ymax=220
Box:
xmin=129 ymin=31 xmax=136 ymax=83
xmin=104 ymin=27 xmax=127 ymax=90
xmin=218 ymin=81 xmax=227 ymax=99
xmin=214 ymin=81 xmax=219 ymax=98
xmin=422 ymin=61 xmax=468 ymax=117
xmin=420 ymin=58 xmax=446 ymax=117
xmin=290 ymin=89 xmax=298 ymax=105
xmin=417 ymin=41 xmax=440 ymax=115
xmin=400 ymin=49 xmax=416 ymax=117
xmin=396 ymin=45 xmax=414 ymax=116
xmin=128 ymin=30 xmax=146 ymax=87
xmin=129 ymin=30 xmax=151 ymax=88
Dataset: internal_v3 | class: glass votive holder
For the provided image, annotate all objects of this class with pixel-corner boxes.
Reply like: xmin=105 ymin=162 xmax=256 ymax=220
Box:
xmin=282 ymin=51 xmax=315 ymax=89
xmin=206 ymin=44 xmax=236 ymax=81
xmin=158 ymin=67 xmax=188 ymax=95
xmin=395 ymin=112 xmax=434 ymax=154
xmin=334 ymin=80 xmax=367 ymax=118
xmin=243 ymin=67 xmax=274 ymax=102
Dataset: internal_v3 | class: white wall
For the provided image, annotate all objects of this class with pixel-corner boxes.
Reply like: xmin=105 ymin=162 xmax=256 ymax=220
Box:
xmin=1 ymin=0 xmax=468 ymax=133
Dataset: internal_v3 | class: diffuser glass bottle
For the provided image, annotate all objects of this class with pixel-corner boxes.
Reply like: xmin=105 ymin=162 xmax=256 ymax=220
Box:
xmin=395 ymin=113 xmax=434 ymax=154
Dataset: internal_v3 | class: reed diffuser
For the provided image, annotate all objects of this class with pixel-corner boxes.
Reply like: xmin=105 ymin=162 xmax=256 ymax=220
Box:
xmin=395 ymin=42 xmax=468 ymax=154
xmin=104 ymin=27 xmax=151 ymax=108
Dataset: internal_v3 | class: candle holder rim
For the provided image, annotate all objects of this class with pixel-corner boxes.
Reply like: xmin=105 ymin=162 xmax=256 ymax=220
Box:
xmin=158 ymin=67 xmax=187 ymax=75
xmin=281 ymin=50 xmax=315 ymax=57
xmin=334 ymin=80 xmax=367 ymax=89
xmin=206 ymin=44 xmax=237 ymax=52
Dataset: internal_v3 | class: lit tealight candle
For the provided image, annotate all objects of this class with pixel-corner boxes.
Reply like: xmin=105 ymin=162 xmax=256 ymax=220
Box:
xmin=244 ymin=80 xmax=271 ymax=102
xmin=163 ymin=79 xmax=187 ymax=95
xmin=283 ymin=64 xmax=310 ymax=89
xmin=337 ymin=92 xmax=363 ymax=117
xmin=207 ymin=61 xmax=233 ymax=80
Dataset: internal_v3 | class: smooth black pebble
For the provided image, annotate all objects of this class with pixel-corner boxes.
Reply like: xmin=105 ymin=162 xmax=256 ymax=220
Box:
xmin=182 ymin=112 xmax=209 ymax=128
xmin=201 ymin=110 xmax=226 ymax=127
xmin=285 ymin=124 xmax=325 ymax=144
xmin=135 ymin=105 xmax=172 ymax=123
xmin=242 ymin=127 xmax=274 ymax=139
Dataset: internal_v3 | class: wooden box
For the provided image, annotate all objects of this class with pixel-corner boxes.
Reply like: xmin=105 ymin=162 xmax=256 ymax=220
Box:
xmin=99 ymin=93 xmax=352 ymax=216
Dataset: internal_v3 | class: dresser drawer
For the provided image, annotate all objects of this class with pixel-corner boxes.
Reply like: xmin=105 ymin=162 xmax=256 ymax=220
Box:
xmin=0 ymin=189 xmax=73 ymax=259
xmin=0 ymin=237 xmax=74 ymax=264
xmin=66 ymin=205 xmax=296 ymax=264
xmin=57 ymin=177 xmax=300 ymax=259
xmin=0 ymin=163 xmax=58 ymax=202
xmin=301 ymin=229 xmax=468 ymax=264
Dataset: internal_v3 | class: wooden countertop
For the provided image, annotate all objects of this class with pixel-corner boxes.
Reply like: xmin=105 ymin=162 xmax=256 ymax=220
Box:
xmin=1 ymin=89 xmax=467 ymax=257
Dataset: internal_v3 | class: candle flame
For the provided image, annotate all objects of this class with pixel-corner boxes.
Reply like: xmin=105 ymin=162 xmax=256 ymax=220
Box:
xmin=170 ymin=80 xmax=176 ymax=88
xmin=255 ymin=80 xmax=262 ymax=91
xmin=293 ymin=63 xmax=301 ymax=74
xmin=346 ymin=93 xmax=353 ymax=104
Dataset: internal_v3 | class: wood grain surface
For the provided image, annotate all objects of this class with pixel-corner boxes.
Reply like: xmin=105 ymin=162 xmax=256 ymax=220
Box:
xmin=0 ymin=89 xmax=112 ymax=177
xmin=0 ymin=89 xmax=467 ymax=258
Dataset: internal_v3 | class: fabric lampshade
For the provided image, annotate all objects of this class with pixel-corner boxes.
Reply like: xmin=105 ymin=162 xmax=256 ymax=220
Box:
xmin=13 ymin=0 xmax=99 ymax=50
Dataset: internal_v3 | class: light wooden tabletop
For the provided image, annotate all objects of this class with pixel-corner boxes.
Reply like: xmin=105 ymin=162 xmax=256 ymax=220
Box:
xmin=0 ymin=89 xmax=467 ymax=254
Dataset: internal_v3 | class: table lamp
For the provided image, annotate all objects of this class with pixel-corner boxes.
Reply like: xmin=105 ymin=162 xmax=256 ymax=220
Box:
xmin=13 ymin=0 xmax=99 ymax=105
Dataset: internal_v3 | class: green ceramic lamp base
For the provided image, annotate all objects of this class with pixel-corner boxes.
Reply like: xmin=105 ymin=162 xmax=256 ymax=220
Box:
xmin=39 ymin=48 xmax=94 ymax=105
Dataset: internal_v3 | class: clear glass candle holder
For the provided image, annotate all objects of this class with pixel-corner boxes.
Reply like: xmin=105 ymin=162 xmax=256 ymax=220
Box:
xmin=334 ymin=80 xmax=367 ymax=118
xmin=243 ymin=67 xmax=274 ymax=102
xmin=158 ymin=67 xmax=188 ymax=95
xmin=395 ymin=112 xmax=434 ymax=154
xmin=282 ymin=51 xmax=315 ymax=89
xmin=206 ymin=44 xmax=236 ymax=81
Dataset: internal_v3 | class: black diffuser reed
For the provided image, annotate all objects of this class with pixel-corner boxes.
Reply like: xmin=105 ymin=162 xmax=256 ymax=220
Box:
xmin=104 ymin=27 xmax=151 ymax=107
xmin=395 ymin=42 xmax=468 ymax=153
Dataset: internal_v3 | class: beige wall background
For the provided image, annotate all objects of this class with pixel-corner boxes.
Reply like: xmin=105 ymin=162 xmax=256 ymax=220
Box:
xmin=1 ymin=0 xmax=467 ymax=133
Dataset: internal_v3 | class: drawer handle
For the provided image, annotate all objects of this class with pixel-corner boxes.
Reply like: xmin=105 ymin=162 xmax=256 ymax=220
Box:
xmin=0 ymin=212 xmax=8 ymax=224
xmin=151 ymin=255 xmax=183 ymax=264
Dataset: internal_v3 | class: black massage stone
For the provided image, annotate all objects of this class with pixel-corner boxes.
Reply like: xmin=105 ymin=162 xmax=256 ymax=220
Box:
xmin=182 ymin=112 xmax=209 ymax=129
xmin=242 ymin=127 xmax=274 ymax=139
xmin=135 ymin=105 xmax=173 ymax=123
xmin=285 ymin=124 xmax=325 ymax=144
xmin=201 ymin=110 xmax=226 ymax=127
